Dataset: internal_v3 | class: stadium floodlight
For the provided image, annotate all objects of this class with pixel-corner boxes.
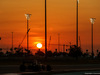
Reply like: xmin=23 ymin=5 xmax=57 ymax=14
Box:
xmin=90 ymin=18 xmax=96 ymax=24
xmin=90 ymin=18 xmax=96 ymax=58
xmin=25 ymin=14 xmax=31 ymax=50
xmin=77 ymin=0 xmax=79 ymax=3
xmin=25 ymin=14 xmax=31 ymax=20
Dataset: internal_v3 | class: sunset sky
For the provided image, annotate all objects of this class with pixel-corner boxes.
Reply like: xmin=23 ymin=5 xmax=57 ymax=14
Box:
xmin=0 ymin=0 xmax=100 ymax=54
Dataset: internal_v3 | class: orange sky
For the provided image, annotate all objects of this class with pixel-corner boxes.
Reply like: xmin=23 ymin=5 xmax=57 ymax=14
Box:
xmin=0 ymin=0 xmax=100 ymax=54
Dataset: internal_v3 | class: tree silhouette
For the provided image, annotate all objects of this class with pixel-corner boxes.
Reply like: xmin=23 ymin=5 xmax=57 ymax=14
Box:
xmin=0 ymin=48 xmax=2 ymax=51
xmin=0 ymin=52 xmax=4 ymax=56
xmin=47 ymin=51 xmax=53 ymax=57
xmin=35 ymin=50 xmax=44 ymax=56
xmin=97 ymin=52 xmax=100 ymax=58
xmin=83 ymin=49 xmax=89 ymax=57
xmin=68 ymin=45 xmax=82 ymax=58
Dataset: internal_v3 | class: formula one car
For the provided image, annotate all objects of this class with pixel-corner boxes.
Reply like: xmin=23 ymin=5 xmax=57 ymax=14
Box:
xmin=20 ymin=61 xmax=52 ymax=72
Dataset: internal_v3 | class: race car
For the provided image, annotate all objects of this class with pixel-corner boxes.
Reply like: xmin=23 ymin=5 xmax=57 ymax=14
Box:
xmin=20 ymin=61 xmax=52 ymax=72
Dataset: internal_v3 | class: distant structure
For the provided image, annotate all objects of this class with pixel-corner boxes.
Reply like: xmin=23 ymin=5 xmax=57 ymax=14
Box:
xmin=50 ymin=44 xmax=68 ymax=53
xmin=18 ymin=29 xmax=30 ymax=48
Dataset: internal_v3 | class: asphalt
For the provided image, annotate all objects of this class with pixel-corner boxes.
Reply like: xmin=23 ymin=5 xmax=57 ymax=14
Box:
xmin=0 ymin=64 xmax=100 ymax=75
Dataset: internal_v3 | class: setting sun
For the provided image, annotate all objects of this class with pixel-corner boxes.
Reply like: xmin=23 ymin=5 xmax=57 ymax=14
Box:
xmin=37 ymin=43 xmax=42 ymax=49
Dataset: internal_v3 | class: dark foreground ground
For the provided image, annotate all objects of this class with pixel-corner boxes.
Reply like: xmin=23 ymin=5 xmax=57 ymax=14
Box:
xmin=0 ymin=56 xmax=100 ymax=65
xmin=0 ymin=64 xmax=100 ymax=75
xmin=0 ymin=56 xmax=100 ymax=75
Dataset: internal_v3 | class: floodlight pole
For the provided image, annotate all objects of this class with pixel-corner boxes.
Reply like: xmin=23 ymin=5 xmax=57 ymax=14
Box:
xmin=45 ymin=0 xmax=47 ymax=58
xmin=25 ymin=14 xmax=31 ymax=50
xmin=90 ymin=18 xmax=96 ymax=58
xmin=12 ymin=32 xmax=13 ymax=53
xmin=27 ymin=19 xmax=29 ymax=50
xmin=58 ymin=33 xmax=60 ymax=52
xmin=76 ymin=0 xmax=79 ymax=47
xmin=91 ymin=22 xmax=93 ymax=58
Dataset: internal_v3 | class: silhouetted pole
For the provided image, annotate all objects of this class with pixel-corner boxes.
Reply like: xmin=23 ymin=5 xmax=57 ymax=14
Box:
xmin=63 ymin=44 xmax=65 ymax=52
xmin=27 ymin=19 xmax=29 ymax=50
xmin=45 ymin=0 xmax=47 ymax=58
xmin=90 ymin=18 xmax=96 ymax=58
xmin=12 ymin=32 xmax=13 ymax=53
xmin=25 ymin=14 xmax=31 ymax=50
xmin=58 ymin=33 xmax=60 ymax=52
xmin=79 ymin=36 xmax=81 ymax=48
xmin=91 ymin=22 xmax=93 ymax=58
xmin=48 ymin=36 xmax=51 ymax=50
xmin=76 ymin=0 xmax=79 ymax=47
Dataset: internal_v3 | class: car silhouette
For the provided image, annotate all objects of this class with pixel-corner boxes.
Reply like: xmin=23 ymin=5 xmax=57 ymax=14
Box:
xmin=20 ymin=61 xmax=52 ymax=72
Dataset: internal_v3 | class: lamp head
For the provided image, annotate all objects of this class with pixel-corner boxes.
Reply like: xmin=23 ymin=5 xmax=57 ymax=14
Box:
xmin=77 ymin=0 xmax=79 ymax=3
xmin=90 ymin=18 xmax=96 ymax=24
xmin=25 ymin=14 xmax=31 ymax=20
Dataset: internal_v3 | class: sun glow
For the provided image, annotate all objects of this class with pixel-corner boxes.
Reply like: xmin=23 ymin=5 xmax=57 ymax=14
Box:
xmin=37 ymin=43 xmax=42 ymax=49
